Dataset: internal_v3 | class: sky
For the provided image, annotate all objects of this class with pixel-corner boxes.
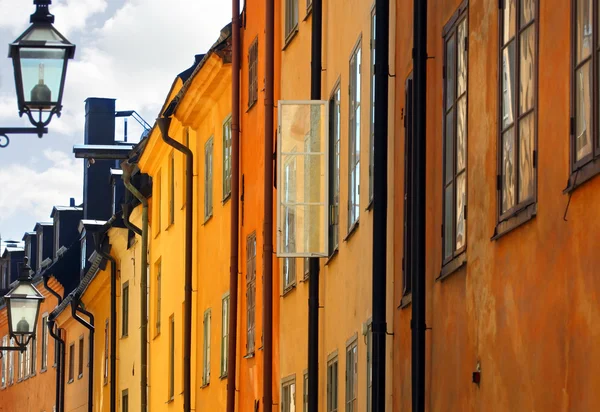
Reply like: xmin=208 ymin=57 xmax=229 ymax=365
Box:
xmin=0 ymin=0 xmax=230 ymax=249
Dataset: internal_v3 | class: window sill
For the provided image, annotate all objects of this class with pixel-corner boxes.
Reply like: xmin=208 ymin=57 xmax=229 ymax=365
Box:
xmin=222 ymin=193 xmax=231 ymax=204
xmin=344 ymin=220 xmax=360 ymax=242
xmin=399 ymin=293 xmax=412 ymax=309
xmin=564 ymin=158 xmax=600 ymax=193
xmin=492 ymin=202 xmax=537 ymax=240
xmin=219 ymin=373 xmax=228 ymax=380
xmin=153 ymin=332 xmax=161 ymax=340
xmin=324 ymin=249 xmax=338 ymax=266
xmin=40 ymin=368 xmax=47 ymax=374
xmin=67 ymin=379 xmax=74 ymax=384
xmin=246 ymin=100 xmax=257 ymax=113
xmin=366 ymin=198 xmax=373 ymax=211
xmin=121 ymin=334 xmax=128 ymax=339
xmin=243 ymin=352 xmax=255 ymax=359
xmin=201 ymin=382 xmax=210 ymax=389
xmin=282 ymin=283 xmax=296 ymax=297
xmin=167 ymin=397 xmax=174 ymax=404
xmin=438 ymin=252 xmax=467 ymax=282
xmin=282 ymin=26 xmax=299 ymax=51
xmin=78 ymin=373 xmax=83 ymax=380
xmin=304 ymin=3 xmax=312 ymax=20
xmin=165 ymin=222 xmax=174 ymax=231
xmin=203 ymin=214 xmax=213 ymax=225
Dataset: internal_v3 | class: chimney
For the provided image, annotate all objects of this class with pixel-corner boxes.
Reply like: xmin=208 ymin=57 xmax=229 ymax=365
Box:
xmin=83 ymin=98 xmax=116 ymax=220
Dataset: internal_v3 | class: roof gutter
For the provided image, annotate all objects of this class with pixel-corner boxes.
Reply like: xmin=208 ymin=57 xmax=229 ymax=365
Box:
xmin=156 ymin=116 xmax=193 ymax=412
xmin=121 ymin=161 xmax=149 ymax=412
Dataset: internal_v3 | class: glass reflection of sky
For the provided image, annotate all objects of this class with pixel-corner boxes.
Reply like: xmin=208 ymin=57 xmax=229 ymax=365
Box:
xmin=19 ymin=48 xmax=65 ymax=103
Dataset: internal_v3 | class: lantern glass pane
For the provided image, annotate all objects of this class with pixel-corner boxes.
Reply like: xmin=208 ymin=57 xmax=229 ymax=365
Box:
xmin=10 ymin=282 xmax=38 ymax=297
xmin=9 ymin=298 xmax=38 ymax=335
xmin=21 ymin=26 xmax=64 ymax=42
xmin=19 ymin=47 xmax=66 ymax=108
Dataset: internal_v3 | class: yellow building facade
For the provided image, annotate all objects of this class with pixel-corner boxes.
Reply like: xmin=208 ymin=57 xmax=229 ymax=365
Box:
xmin=136 ymin=25 xmax=233 ymax=412
xmin=277 ymin=0 xmax=396 ymax=410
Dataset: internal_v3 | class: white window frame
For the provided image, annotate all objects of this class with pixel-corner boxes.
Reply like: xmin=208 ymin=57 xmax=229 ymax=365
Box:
xmin=220 ymin=293 xmax=230 ymax=378
xmin=202 ymin=308 xmax=211 ymax=386
xmin=348 ymin=39 xmax=362 ymax=230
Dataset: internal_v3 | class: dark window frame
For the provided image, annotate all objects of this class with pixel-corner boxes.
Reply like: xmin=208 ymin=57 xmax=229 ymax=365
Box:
xmin=326 ymin=353 xmax=338 ymax=412
xmin=568 ymin=0 xmax=600 ymax=191
xmin=494 ymin=0 xmax=539 ymax=238
xmin=168 ymin=314 xmax=175 ymax=400
xmin=122 ymin=389 xmax=129 ymax=412
xmin=169 ymin=151 xmax=175 ymax=226
xmin=204 ymin=136 xmax=214 ymax=221
xmin=78 ymin=335 xmax=84 ymax=379
xmin=281 ymin=374 xmax=297 ymax=412
xmin=68 ymin=342 xmax=75 ymax=383
xmin=441 ymin=0 xmax=468 ymax=269
xmin=284 ymin=0 xmax=299 ymax=45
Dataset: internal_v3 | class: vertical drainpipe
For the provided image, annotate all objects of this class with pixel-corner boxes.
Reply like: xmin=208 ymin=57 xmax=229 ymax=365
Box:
xmin=307 ymin=0 xmax=322 ymax=410
xmin=95 ymin=225 xmax=117 ymax=412
xmin=227 ymin=1 xmax=241 ymax=411
xmin=44 ymin=277 xmax=64 ymax=412
xmin=264 ymin=0 xmax=275 ymax=408
xmin=121 ymin=163 xmax=149 ymax=412
xmin=71 ymin=300 xmax=94 ymax=412
xmin=372 ymin=0 xmax=390 ymax=410
xmin=156 ymin=117 xmax=194 ymax=412
xmin=412 ymin=0 xmax=427 ymax=411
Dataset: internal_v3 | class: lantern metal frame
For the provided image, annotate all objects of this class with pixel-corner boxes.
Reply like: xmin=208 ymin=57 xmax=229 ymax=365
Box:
xmin=0 ymin=258 xmax=45 ymax=355
xmin=0 ymin=0 xmax=75 ymax=148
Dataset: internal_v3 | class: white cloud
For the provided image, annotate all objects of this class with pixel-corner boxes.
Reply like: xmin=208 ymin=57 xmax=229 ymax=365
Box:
xmin=0 ymin=148 xmax=82 ymax=234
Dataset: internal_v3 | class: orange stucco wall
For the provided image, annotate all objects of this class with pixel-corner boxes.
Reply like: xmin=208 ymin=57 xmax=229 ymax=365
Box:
xmin=238 ymin=0 xmax=282 ymax=410
xmin=0 ymin=278 xmax=63 ymax=412
xmin=393 ymin=0 xmax=600 ymax=411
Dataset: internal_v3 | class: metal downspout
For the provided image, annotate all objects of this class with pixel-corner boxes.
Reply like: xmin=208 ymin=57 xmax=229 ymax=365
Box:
xmin=44 ymin=276 xmax=64 ymax=412
xmin=308 ymin=0 xmax=322 ymax=410
xmin=95 ymin=227 xmax=117 ymax=412
xmin=71 ymin=300 xmax=94 ymax=412
xmin=227 ymin=1 xmax=241 ymax=411
xmin=264 ymin=0 xmax=275 ymax=409
xmin=412 ymin=0 xmax=428 ymax=410
xmin=47 ymin=319 xmax=65 ymax=412
xmin=372 ymin=0 xmax=390 ymax=410
xmin=121 ymin=162 xmax=149 ymax=412
xmin=122 ymin=203 xmax=142 ymax=236
xmin=156 ymin=117 xmax=193 ymax=412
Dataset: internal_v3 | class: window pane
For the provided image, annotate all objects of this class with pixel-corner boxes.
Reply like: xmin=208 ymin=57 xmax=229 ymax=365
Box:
xmin=577 ymin=0 xmax=593 ymax=63
xmin=445 ymin=35 xmax=456 ymax=108
xmin=518 ymin=113 xmax=534 ymax=202
xmin=502 ymin=0 xmax=516 ymax=45
xmin=502 ymin=42 xmax=516 ymax=129
xmin=457 ymin=19 xmax=468 ymax=96
xmin=457 ymin=96 xmax=467 ymax=172
xmin=456 ymin=172 xmax=466 ymax=250
xmin=519 ymin=25 xmax=535 ymax=114
xmin=445 ymin=112 xmax=454 ymax=184
xmin=575 ymin=62 xmax=593 ymax=161
xmin=521 ymin=0 xmax=535 ymax=25
xmin=444 ymin=184 xmax=453 ymax=259
xmin=502 ymin=128 xmax=516 ymax=213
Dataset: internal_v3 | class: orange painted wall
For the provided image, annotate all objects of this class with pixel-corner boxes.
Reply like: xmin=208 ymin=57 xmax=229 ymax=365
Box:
xmin=393 ymin=0 xmax=600 ymax=411
xmin=238 ymin=0 xmax=282 ymax=410
xmin=0 ymin=278 xmax=63 ymax=412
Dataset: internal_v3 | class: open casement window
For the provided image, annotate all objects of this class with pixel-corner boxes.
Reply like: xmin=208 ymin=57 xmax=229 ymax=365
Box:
xmin=248 ymin=39 xmax=258 ymax=109
xmin=329 ymin=85 xmax=341 ymax=254
xmin=104 ymin=321 xmax=109 ymax=385
xmin=402 ymin=73 xmax=413 ymax=299
xmin=204 ymin=137 xmax=214 ymax=220
xmin=281 ymin=375 xmax=297 ymax=412
xmin=570 ymin=0 xmax=600 ymax=187
xmin=41 ymin=314 xmax=48 ymax=370
xmin=223 ymin=116 xmax=233 ymax=200
xmin=285 ymin=0 xmax=299 ymax=42
xmin=202 ymin=309 xmax=211 ymax=386
xmin=348 ymin=40 xmax=362 ymax=230
xmin=1 ymin=336 xmax=7 ymax=387
xmin=277 ymin=101 xmax=329 ymax=258
xmin=8 ymin=338 xmax=14 ymax=385
xmin=246 ymin=233 xmax=256 ymax=354
xmin=496 ymin=0 xmax=537 ymax=235
xmin=369 ymin=7 xmax=376 ymax=203
xmin=220 ymin=294 xmax=229 ymax=377
xmin=442 ymin=1 xmax=468 ymax=264
xmin=68 ymin=343 xmax=74 ymax=382
xmin=303 ymin=371 xmax=309 ymax=412
xmin=326 ymin=355 xmax=338 ymax=412
xmin=345 ymin=338 xmax=358 ymax=412
xmin=169 ymin=315 xmax=174 ymax=399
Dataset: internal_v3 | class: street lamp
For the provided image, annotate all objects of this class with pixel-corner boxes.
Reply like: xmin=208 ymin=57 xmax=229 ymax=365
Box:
xmin=1 ymin=258 xmax=44 ymax=353
xmin=0 ymin=0 xmax=75 ymax=148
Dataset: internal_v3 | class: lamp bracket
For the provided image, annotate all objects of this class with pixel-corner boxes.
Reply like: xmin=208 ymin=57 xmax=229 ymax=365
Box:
xmin=0 ymin=127 xmax=48 ymax=148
